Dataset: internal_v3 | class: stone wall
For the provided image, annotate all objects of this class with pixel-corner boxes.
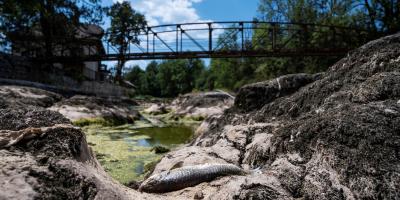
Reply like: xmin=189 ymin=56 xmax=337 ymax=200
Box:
xmin=0 ymin=53 xmax=133 ymax=97
xmin=0 ymin=78 xmax=133 ymax=97
xmin=0 ymin=53 xmax=44 ymax=81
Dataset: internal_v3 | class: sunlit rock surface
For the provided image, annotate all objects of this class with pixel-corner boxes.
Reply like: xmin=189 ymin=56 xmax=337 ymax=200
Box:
xmin=169 ymin=91 xmax=235 ymax=119
xmin=0 ymin=85 xmax=62 ymax=109
xmin=49 ymin=95 xmax=140 ymax=124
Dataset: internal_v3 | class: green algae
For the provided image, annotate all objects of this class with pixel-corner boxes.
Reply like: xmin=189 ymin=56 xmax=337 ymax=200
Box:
xmin=73 ymin=118 xmax=109 ymax=127
xmin=73 ymin=117 xmax=129 ymax=127
xmin=140 ymin=111 xmax=203 ymax=127
xmin=83 ymin=124 xmax=195 ymax=184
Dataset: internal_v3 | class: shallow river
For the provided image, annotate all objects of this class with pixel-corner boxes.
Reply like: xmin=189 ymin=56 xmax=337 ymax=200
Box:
xmin=83 ymin=124 xmax=195 ymax=184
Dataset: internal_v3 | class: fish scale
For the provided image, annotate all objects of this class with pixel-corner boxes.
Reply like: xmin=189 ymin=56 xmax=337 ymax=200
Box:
xmin=139 ymin=163 xmax=246 ymax=193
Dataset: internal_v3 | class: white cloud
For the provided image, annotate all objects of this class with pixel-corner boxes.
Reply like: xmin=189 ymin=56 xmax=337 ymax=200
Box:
xmin=132 ymin=0 xmax=203 ymax=25
xmin=113 ymin=0 xmax=205 ymax=26
xmin=109 ymin=0 xmax=222 ymax=68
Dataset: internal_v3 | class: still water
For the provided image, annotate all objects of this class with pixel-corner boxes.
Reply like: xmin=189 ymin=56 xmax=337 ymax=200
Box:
xmin=83 ymin=124 xmax=195 ymax=184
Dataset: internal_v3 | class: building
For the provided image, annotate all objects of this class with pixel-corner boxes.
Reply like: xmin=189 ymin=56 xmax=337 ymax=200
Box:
xmin=10 ymin=24 xmax=109 ymax=81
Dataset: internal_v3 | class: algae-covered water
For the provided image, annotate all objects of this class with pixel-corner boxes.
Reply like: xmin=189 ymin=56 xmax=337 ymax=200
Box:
xmin=83 ymin=124 xmax=195 ymax=184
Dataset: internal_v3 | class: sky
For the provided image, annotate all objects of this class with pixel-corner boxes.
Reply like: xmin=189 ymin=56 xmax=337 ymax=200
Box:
xmin=101 ymin=0 xmax=260 ymax=69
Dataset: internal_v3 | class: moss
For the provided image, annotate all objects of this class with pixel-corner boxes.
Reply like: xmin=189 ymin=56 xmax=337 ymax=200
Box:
xmin=142 ymin=111 xmax=203 ymax=125
xmin=187 ymin=115 xmax=205 ymax=121
xmin=73 ymin=118 xmax=107 ymax=127
xmin=73 ymin=117 xmax=127 ymax=127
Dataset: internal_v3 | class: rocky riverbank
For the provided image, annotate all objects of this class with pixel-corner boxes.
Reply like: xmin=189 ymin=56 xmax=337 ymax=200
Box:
xmin=146 ymin=33 xmax=400 ymax=199
xmin=1 ymin=33 xmax=399 ymax=199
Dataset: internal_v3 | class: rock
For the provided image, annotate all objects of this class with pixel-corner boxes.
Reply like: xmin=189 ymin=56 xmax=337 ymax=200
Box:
xmin=0 ymin=85 xmax=62 ymax=108
xmin=126 ymin=180 xmax=142 ymax=190
xmin=144 ymin=104 xmax=168 ymax=115
xmin=0 ymin=107 xmax=171 ymax=199
xmin=151 ymin=145 xmax=170 ymax=154
xmin=49 ymin=95 xmax=140 ymax=125
xmin=170 ymin=91 xmax=234 ymax=120
xmin=235 ymin=73 xmax=321 ymax=112
xmin=0 ymin=108 xmax=70 ymax=131
xmin=146 ymin=33 xmax=400 ymax=199
xmin=194 ymin=191 xmax=204 ymax=199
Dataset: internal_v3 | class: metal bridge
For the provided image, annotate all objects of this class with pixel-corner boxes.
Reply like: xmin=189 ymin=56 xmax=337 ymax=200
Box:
xmin=30 ymin=21 xmax=372 ymax=61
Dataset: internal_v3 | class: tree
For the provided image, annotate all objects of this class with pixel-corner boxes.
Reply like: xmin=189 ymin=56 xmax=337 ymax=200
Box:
xmin=255 ymin=0 xmax=362 ymax=79
xmin=157 ymin=60 xmax=190 ymax=97
xmin=144 ymin=61 xmax=161 ymax=96
xmin=0 ymin=0 xmax=104 ymax=57
xmin=358 ymin=0 xmax=400 ymax=34
xmin=124 ymin=65 xmax=146 ymax=93
xmin=107 ymin=2 xmax=146 ymax=84
xmin=123 ymin=59 xmax=206 ymax=97
xmin=208 ymin=28 xmax=257 ymax=91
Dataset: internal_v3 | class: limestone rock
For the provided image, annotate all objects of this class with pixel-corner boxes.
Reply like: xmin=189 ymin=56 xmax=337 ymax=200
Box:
xmin=49 ymin=95 xmax=140 ymax=123
xmin=0 ymin=85 xmax=62 ymax=108
xmin=235 ymin=73 xmax=321 ymax=112
xmin=144 ymin=104 xmax=168 ymax=115
xmin=170 ymin=91 xmax=234 ymax=119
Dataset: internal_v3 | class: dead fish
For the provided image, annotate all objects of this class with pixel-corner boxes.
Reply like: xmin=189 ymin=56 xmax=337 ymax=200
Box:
xmin=138 ymin=163 xmax=246 ymax=193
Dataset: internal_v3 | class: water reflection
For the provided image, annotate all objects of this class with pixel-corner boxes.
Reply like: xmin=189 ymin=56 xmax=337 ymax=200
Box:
xmin=134 ymin=126 xmax=194 ymax=147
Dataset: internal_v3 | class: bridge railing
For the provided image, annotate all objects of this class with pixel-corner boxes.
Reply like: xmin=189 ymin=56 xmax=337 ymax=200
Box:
xmin=5 ymin=21 xmax=373 ymax=61
xmin=101 ymin=21 xmax=371 ymax=60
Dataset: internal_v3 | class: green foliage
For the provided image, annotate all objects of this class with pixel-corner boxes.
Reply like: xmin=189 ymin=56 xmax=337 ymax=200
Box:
xmin=144 ymin=61 xmax=161 ymax=96
xmin=125 ymin=65 xmax=146 ymax=92
xmin=0 ymin=0 xmax=104 ymax=56
xmin=106 ymin=2 xmax=146 ymax=83
xmin=124 ymin=58 xmax=207 ymax=97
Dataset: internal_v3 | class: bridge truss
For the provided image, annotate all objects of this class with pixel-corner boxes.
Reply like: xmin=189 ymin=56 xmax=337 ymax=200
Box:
xmin=20 ymin=21 xmax=371 ymax=62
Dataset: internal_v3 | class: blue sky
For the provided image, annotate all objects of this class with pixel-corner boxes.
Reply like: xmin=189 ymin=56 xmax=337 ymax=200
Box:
xmin=195 ymin=0 xmax=259 ymax=22
xmin=102 ymin=0 xmax=259 ymax=24
xmin=101 ymin=0 xmax=260 ymax=68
